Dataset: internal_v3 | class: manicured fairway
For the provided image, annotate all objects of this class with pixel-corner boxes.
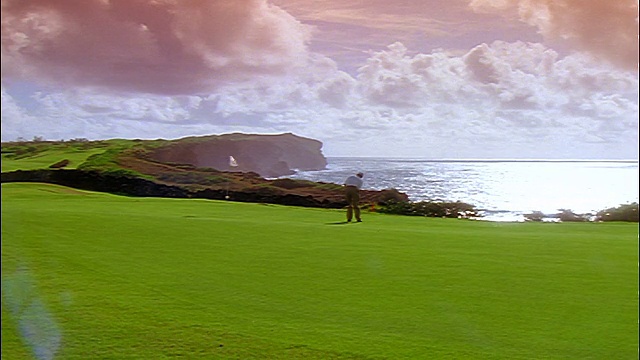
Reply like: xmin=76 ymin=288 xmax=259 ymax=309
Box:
xmin=2 ymin=183 xmax=638 ymax=359
xmin=1 ymin=148 xmax=107 ymax=172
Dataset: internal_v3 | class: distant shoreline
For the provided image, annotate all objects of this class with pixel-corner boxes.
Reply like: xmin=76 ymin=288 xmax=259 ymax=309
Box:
xmin=325 ymin=157 xmax=639 ymax=163
xmin=293 ymin=158 xmax=638 ymax=219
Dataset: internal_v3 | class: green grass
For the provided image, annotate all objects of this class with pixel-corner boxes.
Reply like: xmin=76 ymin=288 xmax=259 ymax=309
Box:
xmin=0 ymin=138 xmax=143 ymax=173
xmin=2 ymin=183 xmax=638 ymax=359
xmin=1 ymin=146 xmax=108 ymax=172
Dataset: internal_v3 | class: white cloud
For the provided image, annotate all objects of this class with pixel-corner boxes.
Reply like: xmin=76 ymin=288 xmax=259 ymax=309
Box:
xmin=2 ymin=40 xmax=637 ymax=159
xmin=1 ymin=0 xmax=313 ymax=94
xmin=469 ymin=0 xmax=639 ymax=70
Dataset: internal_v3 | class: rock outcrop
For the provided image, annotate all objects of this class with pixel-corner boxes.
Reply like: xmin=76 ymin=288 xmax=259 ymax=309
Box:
xmin=148 ymin=133 xmax=327 ymax=178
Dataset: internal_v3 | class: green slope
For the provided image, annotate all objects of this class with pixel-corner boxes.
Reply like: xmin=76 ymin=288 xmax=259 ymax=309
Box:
xmin=0 ymin=139 xmax=129 ymax=172
xmin=1 ymin=147 xmax=109 ymax=172
xmin=2 ymin=183 xmax=638 ymax=359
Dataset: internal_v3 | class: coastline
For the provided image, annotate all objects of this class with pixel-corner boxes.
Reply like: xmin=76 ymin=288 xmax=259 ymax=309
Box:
xmin=291 ymin=158 xmax=639 ymax=222
xmin=325 ymin=157 xmax=639 ymax=163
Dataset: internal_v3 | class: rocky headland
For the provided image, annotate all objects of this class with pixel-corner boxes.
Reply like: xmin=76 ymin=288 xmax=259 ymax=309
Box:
xmin=1 ymin=133 xmax=409 ymax=208
xmin=148 ymin=132 xmax=328 ymax=178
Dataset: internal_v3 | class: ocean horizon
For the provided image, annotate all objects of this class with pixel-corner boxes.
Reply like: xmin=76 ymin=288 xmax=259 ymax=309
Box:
xmin=288 ymin=157 xmax=639 ymax=222
xmin=325 ymin=157 xmax=639 ymax=163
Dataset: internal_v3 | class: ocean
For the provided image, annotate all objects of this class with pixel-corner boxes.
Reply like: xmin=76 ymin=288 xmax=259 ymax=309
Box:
xmin=286 ymin=158 xmax=639 ymax=222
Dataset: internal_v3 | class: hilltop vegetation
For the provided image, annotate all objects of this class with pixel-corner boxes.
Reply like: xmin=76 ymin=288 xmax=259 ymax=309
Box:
xmin=2 ymin=137 xmax=637 ymax=221
xmin=1 ymin=136 xmax=408 ymax=209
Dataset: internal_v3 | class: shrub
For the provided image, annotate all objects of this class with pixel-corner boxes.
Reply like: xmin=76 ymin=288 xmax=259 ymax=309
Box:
xmin=245 ymin=184 xmax=286 ymax=196
xmin=596 ymin=203 xmax=639 ymax=222
xmin=524 ymin=211 xmax=546 ymax=222
xmin=49 ymin=159 xmax=70 ymax=169
xmin=377 ymin=200 xmax=479 ymax=219
xmin=242 ymin=172 xmax=262 ymax=180
xmin=556 ymin=209 xmax=590 ymax=222
xmin=157 ymin=172 xmax=228 ymax=186
xmin=102 ymin=168 xmax=145 ymax=178
xmin=312 ymin=182 xmax=343 ymax=191
xmin=3 ymin=145 xmax=39 ymax=159
xmin=376 ymin=189 xmax=408 ymax=205
xmin=270 ymin=178 xmax=313 ymax=189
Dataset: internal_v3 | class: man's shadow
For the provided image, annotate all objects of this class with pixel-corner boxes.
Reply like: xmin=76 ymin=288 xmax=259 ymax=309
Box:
xmin=325 ymin=221 xmax=351 ymax=225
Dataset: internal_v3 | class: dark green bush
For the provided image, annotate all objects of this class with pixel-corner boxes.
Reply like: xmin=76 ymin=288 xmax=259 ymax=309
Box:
xmin=312 ymin=182 xmax=343 ymax=191
xmin=102 ymin=168 xmax=146 ymax=178
xmin=524 ymin=211 xmax=546 ymax=222
xmin=556 ymin=209 xmax=590 ymax=222
xmin=376 ymin=189 xmax=408 ymax=205
xmin=49 ymin=159 xmax=70 ymax=169
xmin=596 ymin=203 xmax=639 ymax=222
xmin=377 ymin=200 xmax=479 ymax=219
xmin=2 ymin=145 xmax=40 ymax=159
xmin=270 ymin=178 xmax=313 ymax=189
xmin=157 ymin=172 xmax=228 ymax=185
xmin=245 ymin=184 xmax=286 ymax=196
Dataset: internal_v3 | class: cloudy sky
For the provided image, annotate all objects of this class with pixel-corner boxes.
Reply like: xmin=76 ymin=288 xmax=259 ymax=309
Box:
xmin=1 ymin=0 xmax=638 ymax=159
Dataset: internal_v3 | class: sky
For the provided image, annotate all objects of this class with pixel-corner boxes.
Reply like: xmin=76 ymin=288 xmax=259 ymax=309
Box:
xmin=1 ymin=0 xmax=638 ymax=159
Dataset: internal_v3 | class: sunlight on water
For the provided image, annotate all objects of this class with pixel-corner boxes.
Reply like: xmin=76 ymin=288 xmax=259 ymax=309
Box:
xmin=289 ymin=158 xmax=639 ymax=221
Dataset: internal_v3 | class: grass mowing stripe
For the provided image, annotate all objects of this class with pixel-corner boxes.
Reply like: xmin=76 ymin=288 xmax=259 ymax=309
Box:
xmin=1 ymin=148 xmax=108 ymax=172
xmin=2 ymin=183 xmax=638 ymax=359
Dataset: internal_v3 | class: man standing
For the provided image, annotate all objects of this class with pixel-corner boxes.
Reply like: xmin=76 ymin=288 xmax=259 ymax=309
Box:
xmin=344 ymin=172 xmax=364 ymax=222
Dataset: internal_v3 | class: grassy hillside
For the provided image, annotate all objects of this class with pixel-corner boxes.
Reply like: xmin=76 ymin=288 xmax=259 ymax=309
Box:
xmin=2 ymin=183 xmax=638 ymax=359
xmin=1 ymin=139 xmax=409 ymax=208
xmin=0 ymin=139 xmax=137 ymax=172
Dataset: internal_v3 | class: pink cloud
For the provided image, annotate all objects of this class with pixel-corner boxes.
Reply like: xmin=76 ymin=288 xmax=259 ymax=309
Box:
xmin=1 ymin=0 xmax=311 ymax=95
xmin=470 ymin=0 xmax=639 ymax=71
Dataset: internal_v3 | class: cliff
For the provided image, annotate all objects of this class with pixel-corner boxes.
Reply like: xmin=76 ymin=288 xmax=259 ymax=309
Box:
xmin=1 ymin=134 xmax=410 ymax=209
xmin=148 ymin=133 xmax=327 ymax=178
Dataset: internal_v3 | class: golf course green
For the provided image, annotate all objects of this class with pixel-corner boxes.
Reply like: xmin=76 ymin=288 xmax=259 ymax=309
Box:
xmin=2 ymin=182 xmax=638 ymax=359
